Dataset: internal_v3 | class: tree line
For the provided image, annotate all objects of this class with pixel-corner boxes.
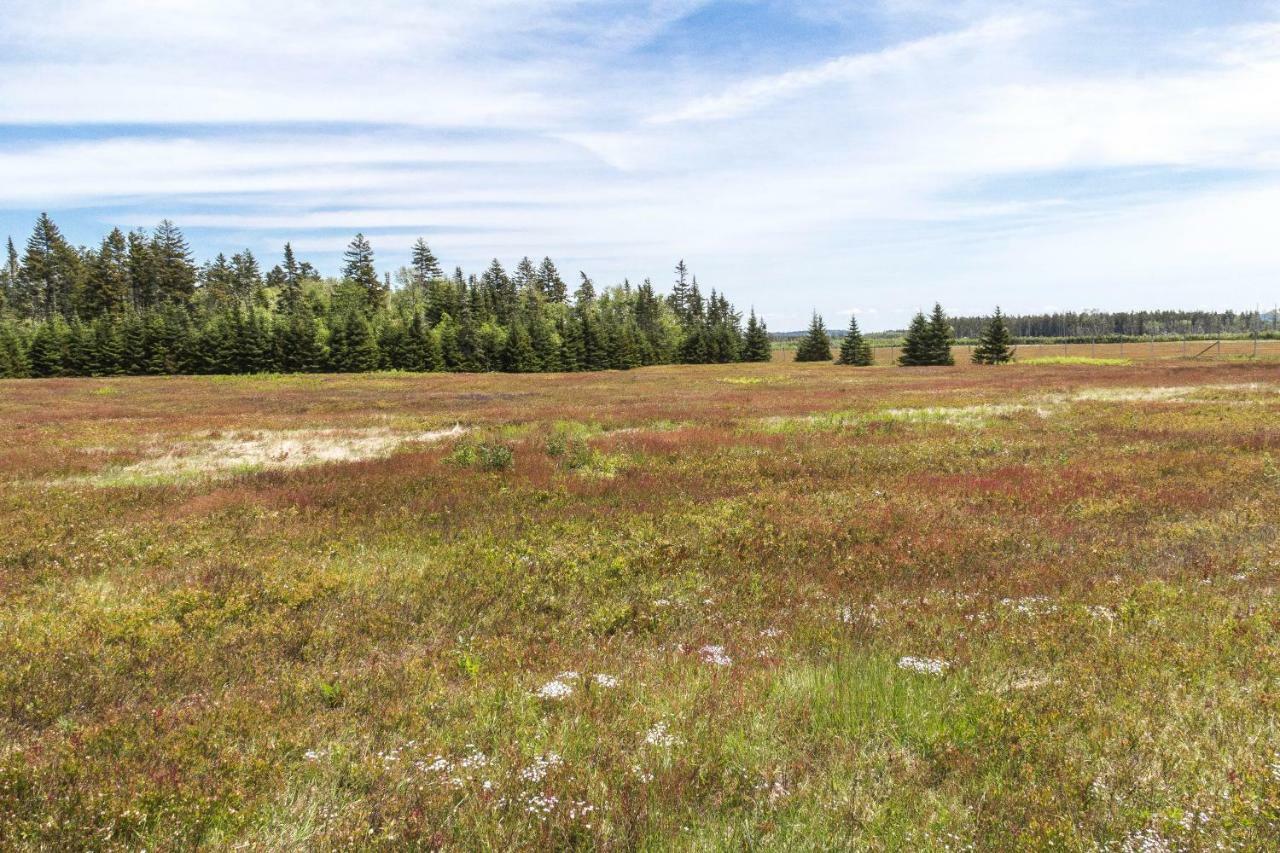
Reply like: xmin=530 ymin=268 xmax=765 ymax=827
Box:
xmin=0 ymin=216 xmax=773 ymax=378
xmin=946 ymin=307 xmax=1278 ymax=340
xmin=793 ymin=304 xmax=1014 ymax=366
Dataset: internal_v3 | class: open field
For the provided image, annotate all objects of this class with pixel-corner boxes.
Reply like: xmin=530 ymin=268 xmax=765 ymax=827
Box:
xmin=3 ymin=358 xmax=1280 ymax=850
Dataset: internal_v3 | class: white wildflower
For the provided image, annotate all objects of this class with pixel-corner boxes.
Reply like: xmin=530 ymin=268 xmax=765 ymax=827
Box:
xmin=556 ymin=670 xmax=581 ymax=681
xmin=1121 ymin=828 xmax=1173 ymax=853
xmin=759 ymin=627 xmax=782 ymax=638
xmin=698 ymin=644 xmax=733 ymax=666
xmin=536 ymin=680 xmax=574 ymax=700
xmin=898 ymin=656 xmax=949 ymax=675
xmin=519 ymin=752 xmax=563 ymax=783
xmin=644 ymin=721 xmax=680 ymax=748
xmin=593 ymin=673 xmax=619 ymax=688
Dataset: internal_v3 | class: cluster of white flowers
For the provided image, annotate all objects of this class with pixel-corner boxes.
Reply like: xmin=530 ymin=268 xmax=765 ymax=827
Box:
xmin=759 ymin=627 xmax=782 ymax=638
xmin=508 ymin=792 xmax=593 ymax=823
xmin=375 ymin=740 xmax=419 ymax=766
xmin=999 ymin=596 xmax=1058 ymax=617
xmin=303 ymin=748 xmax=328 ymax=762
xmin=536 ymin=680 xmax=574 ymax=700
xmin=1120 ymin=827 xmax=1174 ymax=853
xmin=632 ymin=764 xmax=655 ymax=783
xmin=1086 ymin=605 xmax=1116 ymax=621
xmin=653 ymin=598 xmax=672 ymax=607
xmin=643 ymin=721 xmax=680 ymax=748
xmin=897 ymin=656 xmax=949 ymax=675
xmin=698 ymin=644 xmax=733 ymax=667
xmin=556 ymin=670 xmax=580 ymax=681
xmin=411 ymin=747 xmax=491 ymax=789
xmin=593 ymin=673 xmax=619 ymax=688
xmin=519 ymin=752 xmax=563 ymax=783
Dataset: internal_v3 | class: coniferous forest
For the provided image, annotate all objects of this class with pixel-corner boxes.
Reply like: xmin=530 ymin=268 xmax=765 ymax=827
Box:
xmin=0 ymin=216 xmax=773 ymax=378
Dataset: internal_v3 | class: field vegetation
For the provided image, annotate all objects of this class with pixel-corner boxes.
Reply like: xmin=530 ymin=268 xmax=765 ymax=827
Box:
xmin=2 ymin=357 xmax=1280 ymax=849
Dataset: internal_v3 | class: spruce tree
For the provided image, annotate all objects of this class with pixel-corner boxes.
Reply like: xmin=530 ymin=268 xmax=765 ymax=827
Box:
xmin=411 ymin=238 xmax=443 ymax=282
xmin=836 ymin=315 xmax=873 ymax=366
xmin=743 ymin=309 xmax=771 ymax=362
xmin=972 ymin=307 xmax=1015 ymax=364
xmin=898 ymin=311 xmax=932 ymax=366
xmin=91 ymin=316 xmax=124 ymax=375
xmin=83 ymin=228 xmax=130 ymax=319
xmin=27 ymin=320 xmax=66 ymax=377
xmin=502 ymin=321 xmax=537 ymax=372
xmin=794 ymin=313 xmax=832 ymax=362
xmin=342 ymin=233 xmax=383 ymax=314
xmin=150 ymin=219 xmax=196 ymax=306
xmin=536 ymin=257 xmax=566 ymax=303
xmin=925 ymin=302 xmax=955 ymax=366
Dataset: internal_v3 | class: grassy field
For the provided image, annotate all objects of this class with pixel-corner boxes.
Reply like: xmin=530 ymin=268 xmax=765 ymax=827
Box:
xmin=2 ymin=357 xmax=1280 ymax=850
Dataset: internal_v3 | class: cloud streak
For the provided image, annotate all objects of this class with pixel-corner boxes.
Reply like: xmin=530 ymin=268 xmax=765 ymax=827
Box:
xmin=2 ymin=0 xmax=1279 ymax=329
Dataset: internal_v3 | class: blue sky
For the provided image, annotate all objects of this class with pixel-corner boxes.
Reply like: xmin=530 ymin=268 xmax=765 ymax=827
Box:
xmin=2 ymin=0 xmax=1280 ymax=330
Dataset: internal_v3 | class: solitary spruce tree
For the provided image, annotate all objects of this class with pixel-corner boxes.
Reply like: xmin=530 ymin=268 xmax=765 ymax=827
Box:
xmin=743 ymin=309 xmax=771 ymax=362
xmin=972 ymin=307 xmax=1015 ymax=364
xmin=925 ymin=302 xmax=955 ymax=366
xmin=794 ymin=313 xmax=832 ymax=362
xmin=836 ymin=314 xmax=873 ymax=366
xmin=898 ymin=311 xmax=932 ymax=366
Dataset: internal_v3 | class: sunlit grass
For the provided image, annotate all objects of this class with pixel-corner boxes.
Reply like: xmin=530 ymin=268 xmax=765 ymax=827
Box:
xmin=2 ymin=359 xmax=1279 ymax=848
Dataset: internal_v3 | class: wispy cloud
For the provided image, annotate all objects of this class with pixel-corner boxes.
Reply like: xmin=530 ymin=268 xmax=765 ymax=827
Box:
xmin=2 ymin=0 xmax=1279 ymax=328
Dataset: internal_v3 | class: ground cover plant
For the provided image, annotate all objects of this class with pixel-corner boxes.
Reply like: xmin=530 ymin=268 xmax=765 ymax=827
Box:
xmin=2 ymin=357 xmax=1280 ymax=850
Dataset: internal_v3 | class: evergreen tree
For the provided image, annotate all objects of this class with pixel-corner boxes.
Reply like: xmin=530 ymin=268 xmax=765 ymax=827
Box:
xmin=512 ymin=256 xmax=537 ymax=293
xmin=0 ymin=322 xmax=28 ymax=377
xmin=536 ymin=257 xmax=566 ymax=303
xmin=150 ymin=219 xmax=197 ymax=306
xmin=276 ymin=242 xmax=304 ymax=314
xmin=91 ymin=315 xmax=124 ymax=374
xmin=20 ymin=213 xmax=76 ymax=320
xmin=924 ymin=302 xmax=955 ymax=366
xmin=501 ymin=321 xmax=538 ymax=372
xmin=836 ymin=315 xmax=873 ymax=366
xmin=27 ymin=320 xmax=65 ymax=377
xmin=82 ymin=228 xmax=130 ymax=318
xmin=743 ymin=309 xmax=771 ymax=362
xmin=230 ymin=250 xmax=264 ymax=307
xmin=411 ymin=238 xmax=443 ymax=283
xmin=342 ymin=233 xmax=383 ymax=314
xmin=898 ymin=311 xmax=932 ymax=366
xmin=574 ymin=272 xmax=596 ymax=306
xmin=0 ymin=237 xmax=19 ymax=316
xmin=972 ymin=307 xmax=1015 ymax=364
xmin=794 ymin=313 xmax=832 ymax=362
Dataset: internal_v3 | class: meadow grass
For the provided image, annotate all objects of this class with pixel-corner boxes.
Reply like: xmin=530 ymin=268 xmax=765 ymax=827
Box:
xmin=1017 ymin=356 xmax=1133 ymax=366
xmin=1 ymin=360 xmax=1279 ymax=850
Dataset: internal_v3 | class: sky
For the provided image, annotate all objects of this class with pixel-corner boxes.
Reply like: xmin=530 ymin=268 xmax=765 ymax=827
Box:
xmin=2 ymin=0 xmax=1280 ymax=331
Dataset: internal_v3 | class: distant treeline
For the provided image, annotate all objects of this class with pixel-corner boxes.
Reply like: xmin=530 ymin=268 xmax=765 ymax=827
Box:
xmin=776 ymin=308 xmax=1280 ymax=345
xmin=0 ymin=215 xmax=772 ymax=378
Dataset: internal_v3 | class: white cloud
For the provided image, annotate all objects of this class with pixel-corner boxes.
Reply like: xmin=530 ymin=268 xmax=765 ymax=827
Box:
xmin=2 ymin=1 xmax=1280 ymax=328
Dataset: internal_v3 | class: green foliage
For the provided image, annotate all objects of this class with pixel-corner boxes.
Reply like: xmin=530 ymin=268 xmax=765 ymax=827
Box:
xmin=449 ymin=438 xmax=515 ymax=471
xmin=793 ymin=313 xmax=832 ymax=362
xmin=742 ymin=309 xmax=771 ymax=362
xmin=972 ymin=307 xmax=1015 ymax=364
xmin=836 ymin=314 xmax=873 ymax=366
xmin=900 ymin=303 xmax=954 ymax=366
xmin=0 ymin=216 xmax=767 ymax=378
